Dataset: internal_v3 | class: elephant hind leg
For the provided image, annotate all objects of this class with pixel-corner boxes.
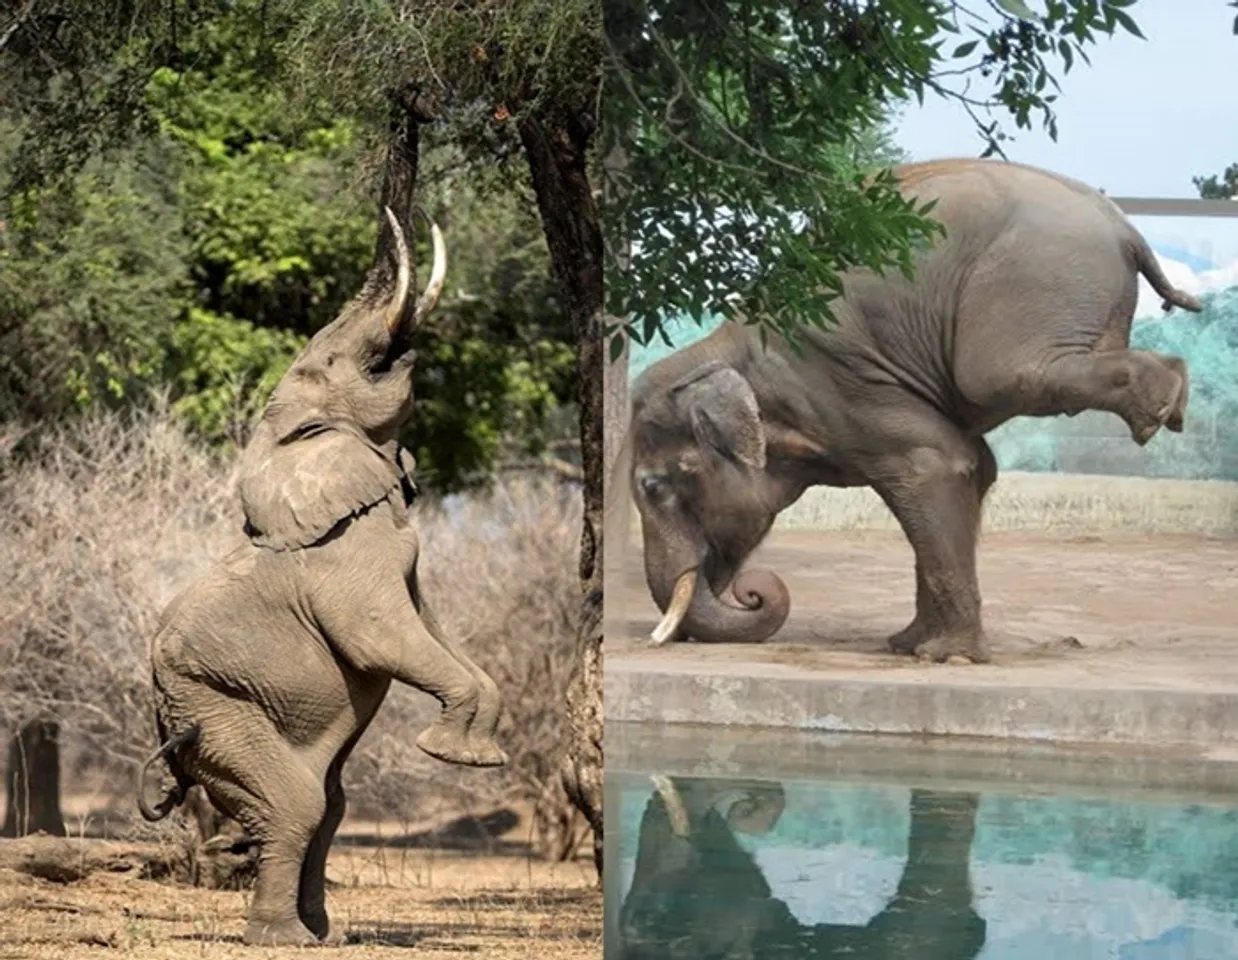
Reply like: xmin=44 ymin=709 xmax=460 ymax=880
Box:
xmin=867 ymin=415 xmax=991 ymax=664
xmin=887 ymin=437 xmax=997 ymax=658
xmin=298 ymin=764 xmax=346 ymax=942
xmin=194 ymin=718 xmax=325 ymax=946
xmin=298 ymin=715 xmax=376 ymax=944
xmin=1032 ymin=349 xmax=1186 ymax=445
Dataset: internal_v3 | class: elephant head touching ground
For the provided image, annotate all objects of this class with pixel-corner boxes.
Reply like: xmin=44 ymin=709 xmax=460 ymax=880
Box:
xmin=626 ymin=358 xmax=813 ymax=646
xmin=617 ymin=777 xmax=986 ymax=960
xmin=138 ymin=207 xmax=508 ymax=946
xmin=624 ymin=158 xmax=1201 ymax=660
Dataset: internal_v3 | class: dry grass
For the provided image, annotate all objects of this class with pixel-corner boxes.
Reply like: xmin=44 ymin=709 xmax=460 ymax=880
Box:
xmin=0 ymin=406 xmax=584 ymax=853
xmin=0 ymin=845 xmax=600 ymax=959
xmin=775 ymin=471 xmax=1238 ymax=536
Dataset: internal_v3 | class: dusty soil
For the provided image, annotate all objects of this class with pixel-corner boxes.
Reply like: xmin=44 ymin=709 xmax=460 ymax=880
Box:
xmin=0 ymin=821 xmax=599 ymax=960
xmin=610 ymin=529 xmax=1238 ymax=691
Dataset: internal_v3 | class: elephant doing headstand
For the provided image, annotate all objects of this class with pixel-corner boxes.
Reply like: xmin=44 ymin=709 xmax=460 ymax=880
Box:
xmin=623 ymin=158 xmax=1202 ymax=663
xmin=137 ymin=207 xmax=506 ymax=946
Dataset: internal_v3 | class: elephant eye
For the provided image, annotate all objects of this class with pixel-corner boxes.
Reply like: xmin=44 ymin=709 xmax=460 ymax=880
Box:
xmin=638 ymin=473 xmax=670 ymax=501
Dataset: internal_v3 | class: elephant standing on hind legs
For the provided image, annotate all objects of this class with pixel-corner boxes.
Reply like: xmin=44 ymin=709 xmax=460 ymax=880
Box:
xmin=137 ymin=208 xmax=507 ymax=947
xmin=623 ymin=158 xmax=1201 ymax=663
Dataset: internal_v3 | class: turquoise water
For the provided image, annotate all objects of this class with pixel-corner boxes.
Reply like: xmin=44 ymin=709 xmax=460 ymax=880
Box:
xmin=607 ymin=772 xmax=1238 ymax=959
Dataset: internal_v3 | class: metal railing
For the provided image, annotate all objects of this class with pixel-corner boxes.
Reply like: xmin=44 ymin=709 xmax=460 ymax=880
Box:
xmin=1110 ymin=197 xmax=1238 ymax=218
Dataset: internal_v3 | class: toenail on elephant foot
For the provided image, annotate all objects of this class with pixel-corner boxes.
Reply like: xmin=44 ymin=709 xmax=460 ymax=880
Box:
xmin=913 ymin=634 xmax=991 ymax=664
xmin=467 ymin=737 xmax=509 ymax=767
xmin=243 ymin=918 xmax=321 ymax=946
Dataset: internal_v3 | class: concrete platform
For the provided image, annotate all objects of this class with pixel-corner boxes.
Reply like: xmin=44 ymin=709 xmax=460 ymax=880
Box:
xmin=606 ymin=525 xmax=1238 ymax=750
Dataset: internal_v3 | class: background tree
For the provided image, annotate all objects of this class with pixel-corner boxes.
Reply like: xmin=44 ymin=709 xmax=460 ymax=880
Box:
xmin=1194 ymin=163 xmax=1238 ymax=200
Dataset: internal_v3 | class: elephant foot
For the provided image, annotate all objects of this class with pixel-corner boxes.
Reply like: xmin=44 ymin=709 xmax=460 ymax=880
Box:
xmin=913 ymin=631 xmax=991 ymax=665
xmin=243 ymin=917 xmax=321 ymax=946
xmin=416 ymin=723 xmax=507 ymax=768
xmin=1129 ymin=363 xmax=1185 ymax=446
xmin=887 ymin=619 xmax=931 ymax=655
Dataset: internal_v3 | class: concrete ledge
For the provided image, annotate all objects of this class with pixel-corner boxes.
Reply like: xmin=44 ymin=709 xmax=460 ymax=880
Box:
xmin=605 ymin=655 xmax=1238 ymax=750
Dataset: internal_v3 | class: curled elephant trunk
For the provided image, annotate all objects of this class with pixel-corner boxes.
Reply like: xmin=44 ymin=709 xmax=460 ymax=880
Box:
xmin=648 ymin=560 xmax=790 ymax=645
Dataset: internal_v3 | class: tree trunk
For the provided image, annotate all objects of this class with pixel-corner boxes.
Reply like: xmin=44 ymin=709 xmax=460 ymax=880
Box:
xmin=2 ymin=719 xmax=66 ymax=838
xmin=519 ymin=107 xmax=604 ymax=881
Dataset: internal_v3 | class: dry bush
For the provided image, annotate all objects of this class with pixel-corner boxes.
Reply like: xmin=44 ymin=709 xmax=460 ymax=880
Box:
xmin=0 ymin=404 xmax=240 ymax=791
xmin=0 ymin=409 xmax=584 ymax=857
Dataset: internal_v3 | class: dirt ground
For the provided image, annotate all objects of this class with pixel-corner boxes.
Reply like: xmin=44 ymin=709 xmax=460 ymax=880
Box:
xmin=611 ymin=528 xmax=1238 ymax=691
xmin=0 ymin=815 xmax=600 ymax=960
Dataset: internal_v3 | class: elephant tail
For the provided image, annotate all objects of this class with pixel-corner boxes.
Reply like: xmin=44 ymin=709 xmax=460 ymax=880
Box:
xmin=1130 ymin=229 xmax=1204 ymax=314
xmin=136 ymin=723 xmax=200 ymax=822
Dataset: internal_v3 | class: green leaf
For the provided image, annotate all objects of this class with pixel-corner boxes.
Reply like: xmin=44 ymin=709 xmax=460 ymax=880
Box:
xmin=995 ymin=0 xmax=1040 ymax=20
xmin=608 ymin=331 xmax=626 ymax=364
xmin=953 ymin=40 xmax=979 ymax=58
xmin=1110 ymin=8 xmax=1144 ymax=38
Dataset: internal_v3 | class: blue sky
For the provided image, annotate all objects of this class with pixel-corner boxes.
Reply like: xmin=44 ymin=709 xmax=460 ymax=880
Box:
xmin=897 ymin=0 xmax=1238 ymax=264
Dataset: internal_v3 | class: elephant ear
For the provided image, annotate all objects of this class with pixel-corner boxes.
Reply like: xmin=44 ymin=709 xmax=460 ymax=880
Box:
xmin=237 ymin=419 xmax=404 ymax=551
xmin=673 ymin=364 xmax=767 ymax=470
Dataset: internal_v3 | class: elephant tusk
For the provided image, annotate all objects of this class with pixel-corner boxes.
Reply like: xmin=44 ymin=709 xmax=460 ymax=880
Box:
xmin=651 ymin=775 xmax=690 ymax=837
xmin=413 ymin=216 xmax=447 ymax=326
xmin=382 ymin=206 xmax=412 ymax=335
xmin=651 ymin=568 xmax=698 ymax=645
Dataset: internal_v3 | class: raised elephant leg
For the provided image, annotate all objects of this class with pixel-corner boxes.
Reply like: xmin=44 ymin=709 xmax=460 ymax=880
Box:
xmin=410 ymin=567 xmax=503 ymax=753
xmin=866 ymin=417 xmax=991 ymax=663
xmin=1150 ymin=352 xmax=1189 ymax=432
xmin=1033 ymin=349 xmax=1186 ymax=445
xmin=886 ymin=437 xmax=997 ymax=659
xmin=192 ymin=715 xmax=325 ymax=946
xmin=313 ymin=575 xmax=506 ymax=768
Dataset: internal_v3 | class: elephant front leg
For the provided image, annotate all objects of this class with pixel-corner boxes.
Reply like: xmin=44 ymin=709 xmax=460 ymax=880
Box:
xmin=315 ymin=577 xmax=506 ymax=768
xmin=885 ymin=437 xmax=997 ymax=660
xmin=870 ymin=440 xmax=992 ymax=664
xmin=411 ymin=573 xmax=504 ymax=761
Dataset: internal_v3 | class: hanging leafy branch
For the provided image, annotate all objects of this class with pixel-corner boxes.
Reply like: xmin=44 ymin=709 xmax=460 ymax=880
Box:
xmin=603 ymin=0 xmax=1148 ymax=353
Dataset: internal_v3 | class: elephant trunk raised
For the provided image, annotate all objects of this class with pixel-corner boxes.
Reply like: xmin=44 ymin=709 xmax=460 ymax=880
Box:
xmin=643 ymin=528 xmax=790 ymax=645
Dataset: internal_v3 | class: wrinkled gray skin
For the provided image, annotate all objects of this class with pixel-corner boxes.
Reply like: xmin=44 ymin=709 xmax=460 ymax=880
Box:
xmin=137 ymin=209 xmax=506 ymax=947
xmin=618 ymin=778 xmax=984 ymax=960
xmin=628 ymin=158 xmax=1202 ymax=662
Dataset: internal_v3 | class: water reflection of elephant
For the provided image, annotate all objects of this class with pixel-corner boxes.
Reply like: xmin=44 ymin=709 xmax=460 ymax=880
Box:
xmin=617 ymin=777 xmax=986 ymax=960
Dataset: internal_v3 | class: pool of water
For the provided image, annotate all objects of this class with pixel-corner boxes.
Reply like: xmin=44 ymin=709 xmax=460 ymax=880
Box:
xmin=605 ymin=723 xmax=1238 ymax=959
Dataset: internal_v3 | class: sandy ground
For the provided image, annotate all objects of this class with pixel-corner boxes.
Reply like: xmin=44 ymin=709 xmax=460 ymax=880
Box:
xmin=0 ymin=815 xmax=600 ymax=960
xmin=609 ymin=528 xmax=1238 ymax=691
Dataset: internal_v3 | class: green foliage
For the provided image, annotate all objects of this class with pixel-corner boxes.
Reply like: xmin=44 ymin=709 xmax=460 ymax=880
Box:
xmin=604 ymin=0 xmax=1148 ymax=350
xmin=0 ymin=3 xmax=579 ymax=493
xmin=399 ymin=167 xmax=576 ymax=486
xmin=167 ymin=309 xmax=306 ymax=442
xmin=1194 ymin=163 xmax=1238 ymax=200
xmin=0 ymin=146 xmax=189 ymax=422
